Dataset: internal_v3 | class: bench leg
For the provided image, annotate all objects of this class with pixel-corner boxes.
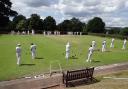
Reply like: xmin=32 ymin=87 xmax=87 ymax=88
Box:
xmin=90 ymin=77 xmax=93 ymax=81
xmin=66 ymin=81 xmax=68 ymax=87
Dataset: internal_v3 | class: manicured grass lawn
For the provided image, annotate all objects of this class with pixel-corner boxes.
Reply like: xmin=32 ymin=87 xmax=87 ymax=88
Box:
xmin=0 ymin=35 xmax=128 ymax=81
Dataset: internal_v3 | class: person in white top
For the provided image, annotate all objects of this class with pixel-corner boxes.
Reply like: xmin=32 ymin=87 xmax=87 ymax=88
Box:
xmin=27 ymin=30 xmax=30 ymax=35
xmin=92 ymin=40 xmax=96 ymax=50
xmin=65 ymin=42 xmax=70 ymax=60
xmin=102 ymin=40 xmax=106 ymax=52
xmin=32 ymin=29 xmax=35 ymax=35
xmin=122 ymin=39 xmax=127 ymax=49
xmin=16 ymin=44 xmax=21 ymax=65
xmin=110 ymin=38 xmax=115 ymax=48
xmin=86 ymin=45 xmax=93 ymax=62
xmin=43 ymin=31 xmax=46 ymax=36
xmin=30 ymin=43 xmax=36 ymax=59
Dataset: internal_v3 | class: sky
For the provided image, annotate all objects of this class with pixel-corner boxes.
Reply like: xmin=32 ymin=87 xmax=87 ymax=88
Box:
xmin=10 ymin=0 xmax=128 ymax=27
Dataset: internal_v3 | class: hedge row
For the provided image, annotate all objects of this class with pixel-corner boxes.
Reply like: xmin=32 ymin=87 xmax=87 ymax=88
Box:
xmin=88 ymin=33 xmax=128 ymax=40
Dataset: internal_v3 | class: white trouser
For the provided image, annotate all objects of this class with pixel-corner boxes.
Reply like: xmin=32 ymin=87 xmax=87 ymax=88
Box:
xmin=86 ymin=53 xmax=92 ymax=62
xmin=110 ymin=43 xmax=114 ymax=48
xmin=102 ymin=45 xmax=106 ymax=52
xmin=31 ymin=51 xmax=36 ymax=59
xmin=122 ymin=44 xmax=126 ymax=49
xmin=65 ymin=51 xmax=70 ymax=59
xmin=16 ymin=53 xmax=21 ymax=65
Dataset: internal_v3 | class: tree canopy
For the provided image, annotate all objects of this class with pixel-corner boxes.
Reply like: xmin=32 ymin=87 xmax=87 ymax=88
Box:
xmin=70 ymin=17 xmax=85 ymax=32
xmin=43 ymin=16 xmax=56 ymax=31
xmin=12 ymin=15 xmax=26 ymax=30
xmin=120 ymin=27 xmax=128 ymax=36
xmin=58 ymin=17 xmax=85 ymax=32
xmin=28 ymin=14 xmax=43 ymax=30
xmin=0 ymin=0 xmax=17 ymax=27
xmin=87 ymin=17 xmax=105 ymax=33
xmin=16 ymin=19 xmax=27 ymax=30
xmin=58 ymin=20 xmax=71 ymax=32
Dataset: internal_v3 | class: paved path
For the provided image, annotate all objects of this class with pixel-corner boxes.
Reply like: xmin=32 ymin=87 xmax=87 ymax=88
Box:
xmin=94 ymin=62 xmax=128 ymax=75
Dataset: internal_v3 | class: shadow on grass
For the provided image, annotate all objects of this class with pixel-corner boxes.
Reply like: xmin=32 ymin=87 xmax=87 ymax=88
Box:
xmin=70 ymin=55 xmax=78 ymax=59
xmin=94 ymin=49 xmax=100 ymax=51
xmin=20 ymin=64 xmax=35 ymax=66
xmin=68 ymin=78 xmax=100 ymax=87
xmin=105 ymin=50 xmax=112 ymax=52
xmin=92 ymin=60 xmax=101 ymax=63
xmin=35 ymin=57 xmax=44 ymax=59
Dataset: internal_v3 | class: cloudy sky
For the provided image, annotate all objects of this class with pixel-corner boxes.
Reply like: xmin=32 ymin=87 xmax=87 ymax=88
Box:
xmin=11 ymin=0 xmax=128 ymax=27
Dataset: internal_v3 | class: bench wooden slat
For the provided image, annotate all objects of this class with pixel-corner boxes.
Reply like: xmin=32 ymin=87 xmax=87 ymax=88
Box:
xmin=63 ymin=67 xmax=94 ymax=87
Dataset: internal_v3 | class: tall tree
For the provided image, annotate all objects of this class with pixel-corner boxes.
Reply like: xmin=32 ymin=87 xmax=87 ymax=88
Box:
xmin=120 ymin=27 xmax=128 ymax=36
xmin=58 ymin=18 xmax=85 ymax=32
xmin=58 ymin=20 xmax=72 ymax=32
xmin=82 ymin=23 xmax=87 ymax=32
xmin=16 ymin=19 xmax=27 ymax=30
xmin=12 ymin=15 xmax=26 ymax=30
xmin=70 ymin=17 xmax=85 ymax=32
xmin=87 ymin=17 xmax=105 ymax=33
xmin=0 ymin=0 xmax=17 ymax=28
xmin=29 ymin=14 xmax=43 ymax=30
xmin=43 ymin=16 xmax=56 ymax=31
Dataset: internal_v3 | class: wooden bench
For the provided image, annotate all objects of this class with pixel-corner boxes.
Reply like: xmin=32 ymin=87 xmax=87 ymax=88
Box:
xmin=63 ymin=67 xmax=94 ymax=87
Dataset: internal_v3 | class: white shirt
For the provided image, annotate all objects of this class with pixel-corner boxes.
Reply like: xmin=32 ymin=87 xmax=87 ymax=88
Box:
xmin=27 ymin=30 xmax=29 ymax=34
xmin=102 ymin=40 xmax=106 ymax=45
xmin=89 ymin=47 xmax=93 ymax=54
xmin=31 ymin=45 xmax=36 ymax=52
xmin=124 ymin=39 xmax=127 ymax=44
xmin=66 ymin=44 xmax=70 ymax=52
xmin=43 ymin=31 xmax=46 ymax=35
xmin=32 ymin=30 xmax=35 ymax=34
xmin=16 ymin=47 xmax=21 ymax=54
xmin=111 ymin=38 xmax=114 ymax=43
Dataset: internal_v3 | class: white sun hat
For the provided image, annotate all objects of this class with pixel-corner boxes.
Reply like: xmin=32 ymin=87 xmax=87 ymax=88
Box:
xmin=17 ymin=44 xmax=21 ymax=46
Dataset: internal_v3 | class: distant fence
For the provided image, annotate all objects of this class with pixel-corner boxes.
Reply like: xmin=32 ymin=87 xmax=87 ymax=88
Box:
xmin=0 ymin=31 xmax=10 ymax=34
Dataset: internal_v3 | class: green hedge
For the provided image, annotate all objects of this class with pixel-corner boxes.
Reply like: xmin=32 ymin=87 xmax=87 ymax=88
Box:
xmin=88 ymin=33 xmax=128 ymax=40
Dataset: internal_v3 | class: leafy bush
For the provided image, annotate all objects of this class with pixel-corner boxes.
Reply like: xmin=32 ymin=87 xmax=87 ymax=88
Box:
xmin=88 ymin=33 xmax=128 ymax=39
xmin=120 ymin=27 xmax=128 ymax=36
